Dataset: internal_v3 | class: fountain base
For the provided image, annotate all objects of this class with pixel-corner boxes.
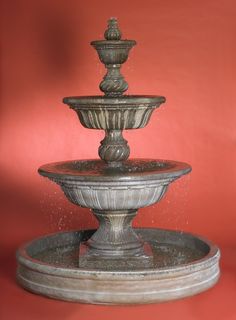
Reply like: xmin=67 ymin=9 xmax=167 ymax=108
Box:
xmin=17 ymin=228 xmax=220 ymax=304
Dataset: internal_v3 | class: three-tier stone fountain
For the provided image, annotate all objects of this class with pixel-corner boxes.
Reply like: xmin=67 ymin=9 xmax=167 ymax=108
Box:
xmin=17 ymin=18 xmax=220 ymax=304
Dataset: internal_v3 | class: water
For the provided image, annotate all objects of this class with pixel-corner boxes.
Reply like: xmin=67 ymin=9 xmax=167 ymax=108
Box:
xmin=31 ymin=229 xmax=206 ymax=271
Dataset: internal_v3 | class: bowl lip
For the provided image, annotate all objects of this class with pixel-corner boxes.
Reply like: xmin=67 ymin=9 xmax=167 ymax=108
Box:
xmin=63 ymin=95 xmax=166 ymax=106
xmin=38 ymin=158 xmax=191 ymax=183
xmin=90 ymin=39 xmax=137 ymax=46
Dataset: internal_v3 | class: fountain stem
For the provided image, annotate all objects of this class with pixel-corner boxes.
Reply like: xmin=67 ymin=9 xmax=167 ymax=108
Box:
xmin=99 ymin=64 xmax=128 ymax=96
xmin=99 ymin=129 xmax=130 ymax=163
xmin=88 ymin=209 xmax=143 ymax=256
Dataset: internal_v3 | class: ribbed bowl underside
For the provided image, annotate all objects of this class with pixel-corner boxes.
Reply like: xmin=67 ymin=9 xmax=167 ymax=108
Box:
xmin=38 ymin=159 xmax=191 ymax=210
xmin=63 ymin=95 xmax=166 ymax=129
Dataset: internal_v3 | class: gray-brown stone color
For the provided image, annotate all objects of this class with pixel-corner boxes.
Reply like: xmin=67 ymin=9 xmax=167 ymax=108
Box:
xmin=16 ymin=18 xmax=220 ymax=304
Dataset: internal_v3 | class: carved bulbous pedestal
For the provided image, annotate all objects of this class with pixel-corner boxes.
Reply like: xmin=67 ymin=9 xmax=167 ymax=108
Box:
xmin=98 ymin=130 xmax=130 ymax=163
xmin=16 ymin=18 xmax=220 ymax=305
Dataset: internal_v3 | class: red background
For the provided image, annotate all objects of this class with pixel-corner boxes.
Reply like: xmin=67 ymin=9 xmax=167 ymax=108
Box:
xmin=1 ymin=0 xmax=236 ymax=319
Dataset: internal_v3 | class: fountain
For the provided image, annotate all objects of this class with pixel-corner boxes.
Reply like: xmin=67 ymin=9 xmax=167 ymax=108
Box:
xmin=16 ymin=18 xmax=220 ymax=304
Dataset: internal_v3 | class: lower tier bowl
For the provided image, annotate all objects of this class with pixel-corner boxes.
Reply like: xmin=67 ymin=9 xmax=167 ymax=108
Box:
xmin=16 ymin=228 xmax=220 ymax=305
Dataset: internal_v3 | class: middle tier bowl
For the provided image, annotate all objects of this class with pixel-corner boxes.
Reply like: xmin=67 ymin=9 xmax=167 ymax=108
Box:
xmin=63 ymin=95 xmax=166 ymax=130
xmin=39 ymin=159 xmax=191 ymax=211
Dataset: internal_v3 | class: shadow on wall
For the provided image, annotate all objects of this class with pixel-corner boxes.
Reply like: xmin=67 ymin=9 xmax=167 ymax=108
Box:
xmin=1 ymin=2 xmax=98 ymax=249
xmin=33 ymin=4 xmax=79 ymax=76
xmin=1 ymin=1 xmax=83 ymax=102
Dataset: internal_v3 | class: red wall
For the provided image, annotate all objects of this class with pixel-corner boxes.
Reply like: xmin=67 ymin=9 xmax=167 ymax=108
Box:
xmin=1 ymin=1 xmax=236 ymax=319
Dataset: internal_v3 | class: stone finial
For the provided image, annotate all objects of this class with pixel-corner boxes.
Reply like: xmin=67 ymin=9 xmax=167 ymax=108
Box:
xmin=91 ymin=18 xmax=136 ymax=97
xmin=104 ymin=17 xmax=122 ymax=40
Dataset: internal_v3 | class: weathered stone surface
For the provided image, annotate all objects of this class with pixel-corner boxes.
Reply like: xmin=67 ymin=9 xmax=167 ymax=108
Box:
xmin=63 ymin=95 xmax=165 ymax=130
xmin=16 ymin=229 xmax=220 ymax=305
xmin=16 ymin=17 xmax=220 ymax=305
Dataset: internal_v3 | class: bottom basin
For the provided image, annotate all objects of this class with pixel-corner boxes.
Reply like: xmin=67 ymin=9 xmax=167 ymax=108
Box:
xmin=17 ymin=228 xmax=220 ymax=305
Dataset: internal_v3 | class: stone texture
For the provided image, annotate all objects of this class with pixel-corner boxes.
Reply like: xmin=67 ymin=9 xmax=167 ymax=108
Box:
xmin=16 ymin=229 xmax=220 ymax=305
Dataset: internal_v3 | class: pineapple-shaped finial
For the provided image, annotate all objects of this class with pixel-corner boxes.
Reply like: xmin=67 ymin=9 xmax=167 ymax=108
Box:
xmin=104 ymin=17 xmax=122 ymax=40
